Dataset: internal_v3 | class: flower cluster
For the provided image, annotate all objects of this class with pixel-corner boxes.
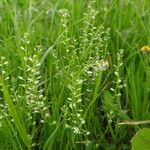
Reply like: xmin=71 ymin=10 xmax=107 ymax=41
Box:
xmin=49 ymin=1 xmax=110 ymax=147
xmin=19 ymin=34 xmax=49 ymax=127
xmin=0 ymin=33 xmax=49 ymax=145
xmin=103 ymin=49 xmax=126 ymax=124
xmin=61 ymin=72 xmax=89 ymax=136
xmin=0 ymin=56 xmax=10 ymax=128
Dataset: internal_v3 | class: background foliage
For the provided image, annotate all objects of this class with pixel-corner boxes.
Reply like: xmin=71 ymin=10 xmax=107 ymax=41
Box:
xmin=0 ymin=0 xmax=150 ymax=149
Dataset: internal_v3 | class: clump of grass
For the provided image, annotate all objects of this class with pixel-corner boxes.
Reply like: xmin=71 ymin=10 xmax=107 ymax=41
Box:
xmin=0 ymin=33 xmax=50 ymax=149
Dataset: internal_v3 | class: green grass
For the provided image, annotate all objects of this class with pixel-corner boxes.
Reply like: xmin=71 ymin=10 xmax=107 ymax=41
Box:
xmin=0 ymin=0 xmax=150 ymax=149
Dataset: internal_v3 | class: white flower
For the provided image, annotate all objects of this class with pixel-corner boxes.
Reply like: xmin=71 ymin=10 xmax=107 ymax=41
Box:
xmin=93 ymin=60 xmax=109 ymax=71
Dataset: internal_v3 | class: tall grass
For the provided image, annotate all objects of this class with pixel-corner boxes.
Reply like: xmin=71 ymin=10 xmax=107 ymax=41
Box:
xmin=0 ymin=0 xmax=150 ymax=149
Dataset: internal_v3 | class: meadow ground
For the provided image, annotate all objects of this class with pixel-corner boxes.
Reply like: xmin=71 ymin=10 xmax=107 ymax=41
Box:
xmin=0 ymin=0 xmax=150 ymax=149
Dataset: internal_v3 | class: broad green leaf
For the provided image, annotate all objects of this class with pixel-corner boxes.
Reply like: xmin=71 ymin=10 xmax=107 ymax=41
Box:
xmin=131 ymin=128 xmax=150 ymax=150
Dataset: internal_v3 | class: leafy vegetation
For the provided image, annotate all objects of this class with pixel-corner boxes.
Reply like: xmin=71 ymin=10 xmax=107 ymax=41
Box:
xmin=131 ymin=128 xmax=150 ymax=150
xmin=0 ymin=0 xmax=150 ymax=149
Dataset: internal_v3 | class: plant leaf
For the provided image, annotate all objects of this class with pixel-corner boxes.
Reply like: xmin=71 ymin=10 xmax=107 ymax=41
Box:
xmin=131 ymin=128 xmax=150 ymax=150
